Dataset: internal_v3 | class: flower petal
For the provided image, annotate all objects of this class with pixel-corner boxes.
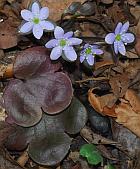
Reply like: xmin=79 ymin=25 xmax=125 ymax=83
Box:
xmin=87 ymin=54 xmax=94 ymax=66
xmin=64 ymin=46 xmax=77 ymax=61
xmin=120 ymin=21 xmax=129 ymax=34
xmin=39 ymin=7 xmax=49 ymax=20
xmin=80 ymin=55 xmax=85 ymax=63
xmin=91 ymin=44 xmax=100 ymax=49
xmin=33 ymin=24 xmax=43 ymax=39
xmin=84 ymin=44 xmax=90 ymax=49
xmin=20 ymin=22 xmax=33 ymax=33
xmin=32 ymin=2 xmax=40 ymax=16
xmin=50 ymin=46 xmax=62 ymax=60
xmin=54 ymin=26 xmax=64 ymax=39
xmin=115 ymin=22 xmax=122 ymax=34
xmin=68 ymin=38 xmax=82 ymax=45
xmin=114 ymin=41 xmax=119 ymax=54
xmin=63 ymin=31 xmax=73 ymax=39
xmin=105 ymin=33 xmax=115 ymax=44
xmin=118 ymin=41 xmax=126 ymax=55
xmin=121 ymin=33 xmax=135 ymax=44
xmin=45 ymin=39 xmax=58 ymax=48
xmin=92 ymin=49 xmax=103 ymax=55
xmin=21 ymin=10 xmax=33 ymax=21
xmin=40 ymin=21 xmax=54 ymax=30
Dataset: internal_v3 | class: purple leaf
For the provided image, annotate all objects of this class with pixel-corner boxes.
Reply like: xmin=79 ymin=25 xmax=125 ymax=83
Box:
xmin=3 ymin=79 xmax=42 ymax=127
xmin=14 ymin=47 xmax=61 ymax=79
xmin=4 ymin=47 xmax=73 ymax=126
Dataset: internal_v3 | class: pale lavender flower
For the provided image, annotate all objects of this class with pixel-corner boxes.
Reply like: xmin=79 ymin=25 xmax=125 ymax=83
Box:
xmin=45 ymin=26 xmax=82 ymax=61
xmin=105 ymin=21 xmax=135 ymax=55
xmin=19 ymin=1 xmax=54 ymax=39
xmin=80 ymin=44 xmax=103 ymax=66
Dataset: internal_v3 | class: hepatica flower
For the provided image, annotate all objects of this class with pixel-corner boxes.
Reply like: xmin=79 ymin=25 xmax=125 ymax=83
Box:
xmin=19 ymin=1 xmax=54 ymax=39
xmin=105 ymin=21 xmax=135 ymax=55
xmin=80 ymin=44 xmax=103 ymax=66
xmin=45 ymin=26 xmax=82 ymax=61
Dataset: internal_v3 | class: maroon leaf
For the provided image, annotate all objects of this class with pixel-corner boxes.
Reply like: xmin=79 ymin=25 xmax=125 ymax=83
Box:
xmin=3 ymin=47 xmax=73 ymax=126
xmin=5 ymin=97 xmax=87 ymax=166
xmin=25 ymin=72 xmax=73 ymax=114
xmin=14 ymin=47 xmax=61 ymax=79
xmin=3 ymin=79 xmax=42 ymax=127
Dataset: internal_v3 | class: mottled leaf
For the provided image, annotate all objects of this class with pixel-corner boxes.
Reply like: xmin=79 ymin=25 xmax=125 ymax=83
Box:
xmin=28 ymin=132 xmax=71 ymax=166
xmin=5 ymin=98 xmax=87 ymax=165
xmin=62 ymin=97 xmax=87 ymax=134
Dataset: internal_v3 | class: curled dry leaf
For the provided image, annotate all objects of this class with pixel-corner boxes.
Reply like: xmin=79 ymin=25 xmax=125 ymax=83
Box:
xmin=88 ymin=88 xmax=117 ymax=117
xmin=115 ymin=89 xmax=140 ymax=138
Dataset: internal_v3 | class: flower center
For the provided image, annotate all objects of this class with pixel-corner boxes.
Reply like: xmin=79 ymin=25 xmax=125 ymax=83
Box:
xmin=59 ymin=39 xmax=67 ymax=47
xmin=115 ymin=34 xmax=121 ymax=41
xmin=33 ymin=17 xmax=40 ymax=24
xmin=85 ymin=48 xmax=92 ymax=54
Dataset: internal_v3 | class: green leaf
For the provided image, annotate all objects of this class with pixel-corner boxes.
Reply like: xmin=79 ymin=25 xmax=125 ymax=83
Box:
xmin=104 ymin=164 xmax=116 ymax=169
xmin=80 ymin=144 xmax=103 ymax=165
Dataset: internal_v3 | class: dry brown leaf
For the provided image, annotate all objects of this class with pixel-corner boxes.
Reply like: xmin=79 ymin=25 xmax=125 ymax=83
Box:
xmin=125 ymin=89 xmax=140 ymax=113
xmin=0 ymin=0 xmax=6 ymax=10
xmin=115 ymin=102 xmax=140 ymax=137
xmin=109 ymin=74 xmax=129 ymax=98
xmin=22 ymin=0 xmax=85 ymax=22
xmin=103 ymin=105 xmax=117 ymax=117
xmin=88 ymin=88 xmax=116 ymax=116
xmin=115 ymin=89 xmax=140 ymax=138
xmin=0 ymin=21 xmax=18 ymax=49
xmin=135 ymin=35 xmax=140 ymax=56
xmin=94 ymin=60 xmax=114 ymax=70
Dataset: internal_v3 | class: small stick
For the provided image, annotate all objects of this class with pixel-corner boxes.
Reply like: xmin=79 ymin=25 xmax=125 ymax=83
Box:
xmin=75 ymin=77 xmax=108 ymax=83
xmin=17 ymin=150 xmax=29 ymax=167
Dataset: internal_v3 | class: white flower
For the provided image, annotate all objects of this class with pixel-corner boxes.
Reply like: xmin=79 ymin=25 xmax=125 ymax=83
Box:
xmin=19 ymin=1 xmax=54 ymax=39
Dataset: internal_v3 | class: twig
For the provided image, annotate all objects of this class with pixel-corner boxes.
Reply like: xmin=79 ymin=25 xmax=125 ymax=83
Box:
xmin=75 ymin=77 xmax=108 ymax=83
xmin=17 ymin=150 xmax=29 ymax=167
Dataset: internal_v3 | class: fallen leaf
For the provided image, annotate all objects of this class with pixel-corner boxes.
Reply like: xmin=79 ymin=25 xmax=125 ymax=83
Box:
xmin=115 ymin=89 xmax=140 ymax=138
xmin=0 ymin=21 xmax=18 ymax=49
xmin=109 ymin=74 xmax=129 ymax=98
xmin=88 ymin=88 xmax=117 ymax=116
xmin=125 ymin=89 xmax=140 ymax=112
xmin=135 ymin=35 xmax=140 ymax=56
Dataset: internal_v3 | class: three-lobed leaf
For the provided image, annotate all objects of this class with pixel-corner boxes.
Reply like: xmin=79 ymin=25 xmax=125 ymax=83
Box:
xmin=3 ymin=47 xmax=73 ymax=127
